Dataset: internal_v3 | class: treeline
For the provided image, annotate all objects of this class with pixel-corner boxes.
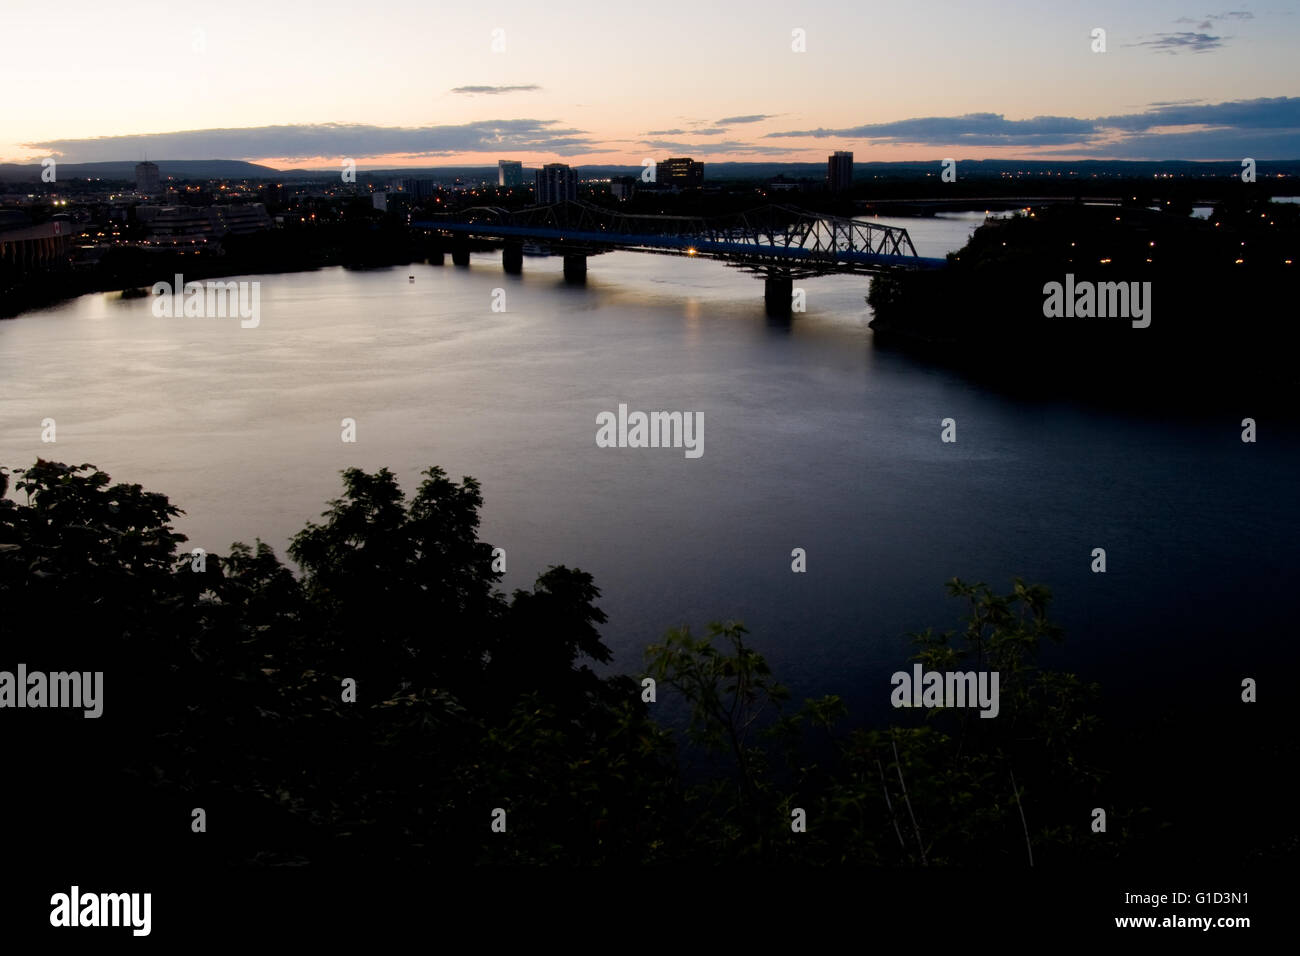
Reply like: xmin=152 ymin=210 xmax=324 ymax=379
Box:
xmin=866 ymin=195 xmax=1300 ymax=404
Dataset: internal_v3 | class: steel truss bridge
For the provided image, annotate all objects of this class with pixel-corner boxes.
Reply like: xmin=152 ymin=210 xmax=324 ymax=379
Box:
xmin=412 ymin=201 xmax=947 ymax=281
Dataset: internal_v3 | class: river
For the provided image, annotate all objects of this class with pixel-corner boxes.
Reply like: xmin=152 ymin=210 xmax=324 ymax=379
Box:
xmin=2 ymin=210 xmax=1294 ymax=721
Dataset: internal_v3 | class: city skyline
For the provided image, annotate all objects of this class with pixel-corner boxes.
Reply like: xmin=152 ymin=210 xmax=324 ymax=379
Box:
xmin=4 ymin=0 xmax=1299 ymax=168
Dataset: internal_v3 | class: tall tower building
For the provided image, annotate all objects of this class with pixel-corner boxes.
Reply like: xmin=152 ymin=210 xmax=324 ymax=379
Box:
xmin=534 ymin=163 xmax=577 ymax=203
xmin=135 ymin=161 xmax=161 ymax=196
xmin=826 ymin=151 xmax=854 ymax=192
xmin=498 ymin=160 xmax=524 ymax=187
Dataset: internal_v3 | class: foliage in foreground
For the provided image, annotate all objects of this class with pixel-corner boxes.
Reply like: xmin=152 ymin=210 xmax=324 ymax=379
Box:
xmin=0 ymin=460 xmax=1126 ymax=865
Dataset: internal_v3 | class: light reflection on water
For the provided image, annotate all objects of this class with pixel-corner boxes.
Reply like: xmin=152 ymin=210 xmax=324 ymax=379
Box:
xmin=1 ymin=214 xmax=1295 ymax=720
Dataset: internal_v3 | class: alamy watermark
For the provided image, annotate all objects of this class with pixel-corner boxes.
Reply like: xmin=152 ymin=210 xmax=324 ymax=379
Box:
xmin=1042 ymin=274 xmax=1151 ymax=328
xmin=151 ymin=273 xmax=261 ymax=328
xmin=890 ymin=664 xmax=999 ymax=719
xmin=50 ymin=886 xmax=150 ymax=936
xmin=596 ymin=403 xmax=703 ymax=459
xmin=0 ymin=664 xmax=103 ymax=718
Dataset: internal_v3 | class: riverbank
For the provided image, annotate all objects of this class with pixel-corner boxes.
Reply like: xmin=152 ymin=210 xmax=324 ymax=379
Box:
xmin=0 ymin=222 xmax=502 ymax=320
xmin=866 ymin=199 xmax=1300 ymax=408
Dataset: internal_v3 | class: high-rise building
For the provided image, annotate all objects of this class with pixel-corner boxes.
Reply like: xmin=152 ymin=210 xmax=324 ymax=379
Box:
xmin=400 ymin=178 xmax=437 ymax=200
xmin=259 ymin=182 xmax=285 ymax=207
xmin=534 ymin=163 xmax=577 ymax=203
xmin=826 ymin=151 xmax=854 ymax=192
xmin=660 ymin=157 xmax=704 ymax=189
xmin=135 ymin=161 xmax=161 ymax=197
xmin=610 ymin=176 xmax=637 ymax=201
xmin=498 ymin=160 xmax=525 ymax=187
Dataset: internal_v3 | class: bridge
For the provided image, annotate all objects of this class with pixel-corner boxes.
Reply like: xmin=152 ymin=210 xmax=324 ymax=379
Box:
xmin=412 ymin=201 xmax=946 ymax=313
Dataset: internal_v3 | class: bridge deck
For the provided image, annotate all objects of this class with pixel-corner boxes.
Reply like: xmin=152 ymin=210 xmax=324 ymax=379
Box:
xmin=412 ymin=201 xmax=948 ymax=277
xmin=414 ymin=221 xmax=947 ymax=274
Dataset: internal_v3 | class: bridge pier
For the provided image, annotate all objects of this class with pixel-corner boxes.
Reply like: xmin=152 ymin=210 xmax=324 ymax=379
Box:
xmin=407 ymin=210 xmax=937 ymax=286
xmin=764 ymin=275 xmax=794 ymax=316
xmin=503 ymin=243 xmax=523 ymax=274
xmin=563 ymin=254 xmax=587 ymax=284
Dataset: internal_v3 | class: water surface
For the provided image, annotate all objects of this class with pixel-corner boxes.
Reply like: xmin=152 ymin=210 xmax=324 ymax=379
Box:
xmin=2 ymin=213 xmax=1294 ymax=720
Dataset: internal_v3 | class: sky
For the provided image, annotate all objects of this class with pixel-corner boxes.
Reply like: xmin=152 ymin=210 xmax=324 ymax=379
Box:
xmin=3 ymin=0 xmax=1299 ymax=168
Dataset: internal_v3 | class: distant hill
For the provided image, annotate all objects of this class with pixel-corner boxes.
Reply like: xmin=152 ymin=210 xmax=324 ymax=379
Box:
xmin=275 ymin=159 xmax=1300 ymax=183
xmin=248 ymin=157 xmax=1300 ymax=184
xmin=0 ymin=159 xmax=282 ymax=182
xmin=3 ymin=157 xmax=1298 ymax=184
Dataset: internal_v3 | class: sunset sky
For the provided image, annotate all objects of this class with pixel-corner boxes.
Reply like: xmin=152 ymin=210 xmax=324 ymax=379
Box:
xmin=4 ymin=0 xmax=1299 ymax=168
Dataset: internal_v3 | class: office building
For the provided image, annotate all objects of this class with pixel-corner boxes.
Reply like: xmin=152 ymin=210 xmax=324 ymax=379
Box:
xmin=610 ymin=176 xmax=637 ymax=200
xmin=400 ymin=178 xmax=436 ymax=201
xmin=498 ymin=160 xmax=525 ymax=187
xmin=535 ymin=163 xmax=577 ymax=203
xmin=136 ymin=203 xmax=273 ymax=249
xmin=826 ymin=151 xmax=854 ymax=192
xmin=135 ymin=161 xmax=161 ymax=197
xmin=660 ymin=157 xmax=704 ymax=189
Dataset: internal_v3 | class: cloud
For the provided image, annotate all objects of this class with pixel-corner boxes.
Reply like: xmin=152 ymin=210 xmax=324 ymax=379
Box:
xmin=450 ymin=84 xmax=542 ymax=95
xmin=1096 ymin=96 xmax=1300 ymax=132
xmin=765 ymin=113 xmax=1096 ymax=147
xmin=639 ymin=138 xmax=790 ymax=155
xmin=1172 ymin=11 xmax=1255 ymax=29
xmin=26 ymin=120 xmax=599 ymax=162
xmin=1042 ymin=127 xmax=1300 ymax=160
xmin=24 ymin=97 xmax=1300 ymax=166
xmin=762 ymin=97 xmax=1300 ymax=159
xmin=1174 ymin=11 xmax=1254 ymax=23
xmin=716 ymin=114 xmax=772 ymax=125
xmin=1130 ymin=32 xmax=1226 ymax=52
